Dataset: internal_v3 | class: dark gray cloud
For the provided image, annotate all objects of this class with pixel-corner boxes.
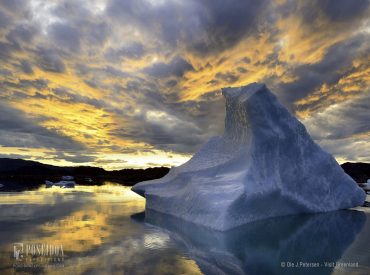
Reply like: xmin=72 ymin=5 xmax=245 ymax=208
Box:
xmin=0 ymin=153 xmax=31 ymax=159
xmin=0 ymin=68 xmax=11 ymax=76
xmin=303 ymin=93 xmax=370 ymax=140
xmin=318 ymin=0 xmax=369 ymax=21
xmin=165 ymin=79 xmax=177 ymax=87
xmin=49 ymin=1 xmax=110 ymax=48
xmin=0 ymin=10 xmax=36 ymax=59
xmin=6 ymin=23 xmax=37 ymax=45
xmin=143 ymin=56 xmax=194 ymax=78
xmin=54 ymin=152 xmax=96 ymax=163
xmin=106 ymin=0 xmax=270 ymax=55
xmin=48 ymin=22 xmax=81 ymax=52
xmin=0 ymin=78 xmax=49 ymax=99
xmin=277 ymin=0 xmax=369 ymax=35
xmin=0 ymin=102 xmax=85 ymax=151
xmin=188 ymin=0 xmax=270 ymax=54
xmin=321 ymin=137 xmax=370 ymax=163
xmin=19 ymin=59 xmax=33 ymax=74
xmin=302 ymin=92 xmax=370 ymax=162
xmin=105 ymin=42 xmax=145 ymax=61
xmin=36 ymin=48 xmax=66 ymax=73
xmin=241 ymin=57 xmax=251 ymax=64
xmin=0 ymin=41 xmax=16 ymax=60
xmin=21 ymin=78 xmax=48 ymax=89
xmin=86 ymin=22 xmax=110 ymax=46
xmin=215 ymin=72 xmax=239 ymax=83
xmin=237 ymin=67 xmax=248 ymax=74
xmin=111 ymin=88 xmax=224 ymax=153
xmin=52 ymin=87 xmax=107 ymax=109
xmin=112 ymin=121 xmax=203 ymax=153
xmin=0 ymin=9 xmax=11 ymax=28
xmin=275 ymin=34 xmax=369 ymax=107
xmin=51 ymin=0 xmax=91 ymax=19
xmin=0 ymin=0 xmax=28 ymax=14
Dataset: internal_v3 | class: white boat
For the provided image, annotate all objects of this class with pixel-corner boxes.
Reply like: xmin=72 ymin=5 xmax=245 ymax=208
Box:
xmin=45 ymin=176 xmax=76 ymax=188
xmin=364 ymin=179 xmax=370 ymax=193
xmin=45 ymin=180 xmax=54 ymax=188
xmin=55 ymin=180 xmax=76 ymax=188
xmin=358 ymin=179 xmax=370 ymax=195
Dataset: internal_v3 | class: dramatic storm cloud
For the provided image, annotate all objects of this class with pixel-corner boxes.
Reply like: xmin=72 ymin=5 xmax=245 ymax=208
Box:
xmin=0 ymin=0 xmax=369 ymax=168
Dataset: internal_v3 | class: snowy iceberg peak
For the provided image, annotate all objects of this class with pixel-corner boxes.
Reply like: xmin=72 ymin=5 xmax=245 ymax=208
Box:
xmin=222 ymin=82 xmax=266 ymax=101
xmin=222 ymin=82 xmax=300 ymax=144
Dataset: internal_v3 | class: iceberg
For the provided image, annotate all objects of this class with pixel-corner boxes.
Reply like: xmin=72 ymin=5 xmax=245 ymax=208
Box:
xmin=132 ymin=83 xmax=365 ymax=231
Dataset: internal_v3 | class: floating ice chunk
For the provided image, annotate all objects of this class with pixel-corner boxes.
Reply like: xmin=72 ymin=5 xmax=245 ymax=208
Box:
xmin=45 ymin=177 xmax=75 ymax=188
xmin=132 ymin=83 xmax=366 ymax=231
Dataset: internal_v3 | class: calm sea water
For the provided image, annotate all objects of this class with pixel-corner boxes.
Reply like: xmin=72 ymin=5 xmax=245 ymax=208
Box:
xmin=0 ymin=183 xmax=369 ymax=275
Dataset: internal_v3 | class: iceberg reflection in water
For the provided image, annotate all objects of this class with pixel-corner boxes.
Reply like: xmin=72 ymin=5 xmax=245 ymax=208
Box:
xmin=142 ymin=209 xmax=366 ymax=275
xmin=0 ymin=185 xmax=368 ymax=274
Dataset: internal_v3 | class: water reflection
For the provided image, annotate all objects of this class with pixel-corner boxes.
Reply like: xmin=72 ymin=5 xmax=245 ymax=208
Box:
xmin=0 ymin=184 xmax=202 ymax=275
xmin=144 ymin=209 xmax=368 ymax=275
xmin=0 ymin=184 xmax=368 ymax=275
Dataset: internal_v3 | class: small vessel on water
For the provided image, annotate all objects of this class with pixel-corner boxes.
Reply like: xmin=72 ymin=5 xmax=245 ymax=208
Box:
xmin=45 ymin=176 xmax=76 ymax=188
xmin=365 ymin=179 xmax=370 ymax=194
xmin=358 ymin=179 xmax=370 ymax=195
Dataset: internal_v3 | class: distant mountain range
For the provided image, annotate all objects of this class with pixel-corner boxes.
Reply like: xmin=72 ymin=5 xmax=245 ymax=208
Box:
xmin=0 ymin=158 xmax=170 ymax=186
xmin=341 ymin=162 xmax=370 ymax=183
xmin=0 ymin=158 xmax=369 ymax=187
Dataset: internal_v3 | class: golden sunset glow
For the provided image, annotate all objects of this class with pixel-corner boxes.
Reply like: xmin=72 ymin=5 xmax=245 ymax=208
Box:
xmin=0 ymin=185 xmax=203 ymax=274
xmin=0 ymin=0 xmax=369 ymax=168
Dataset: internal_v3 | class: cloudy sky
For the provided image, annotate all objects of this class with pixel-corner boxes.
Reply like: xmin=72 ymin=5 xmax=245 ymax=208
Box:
xmin=0 ymin=0 xmax=369 ymax=169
